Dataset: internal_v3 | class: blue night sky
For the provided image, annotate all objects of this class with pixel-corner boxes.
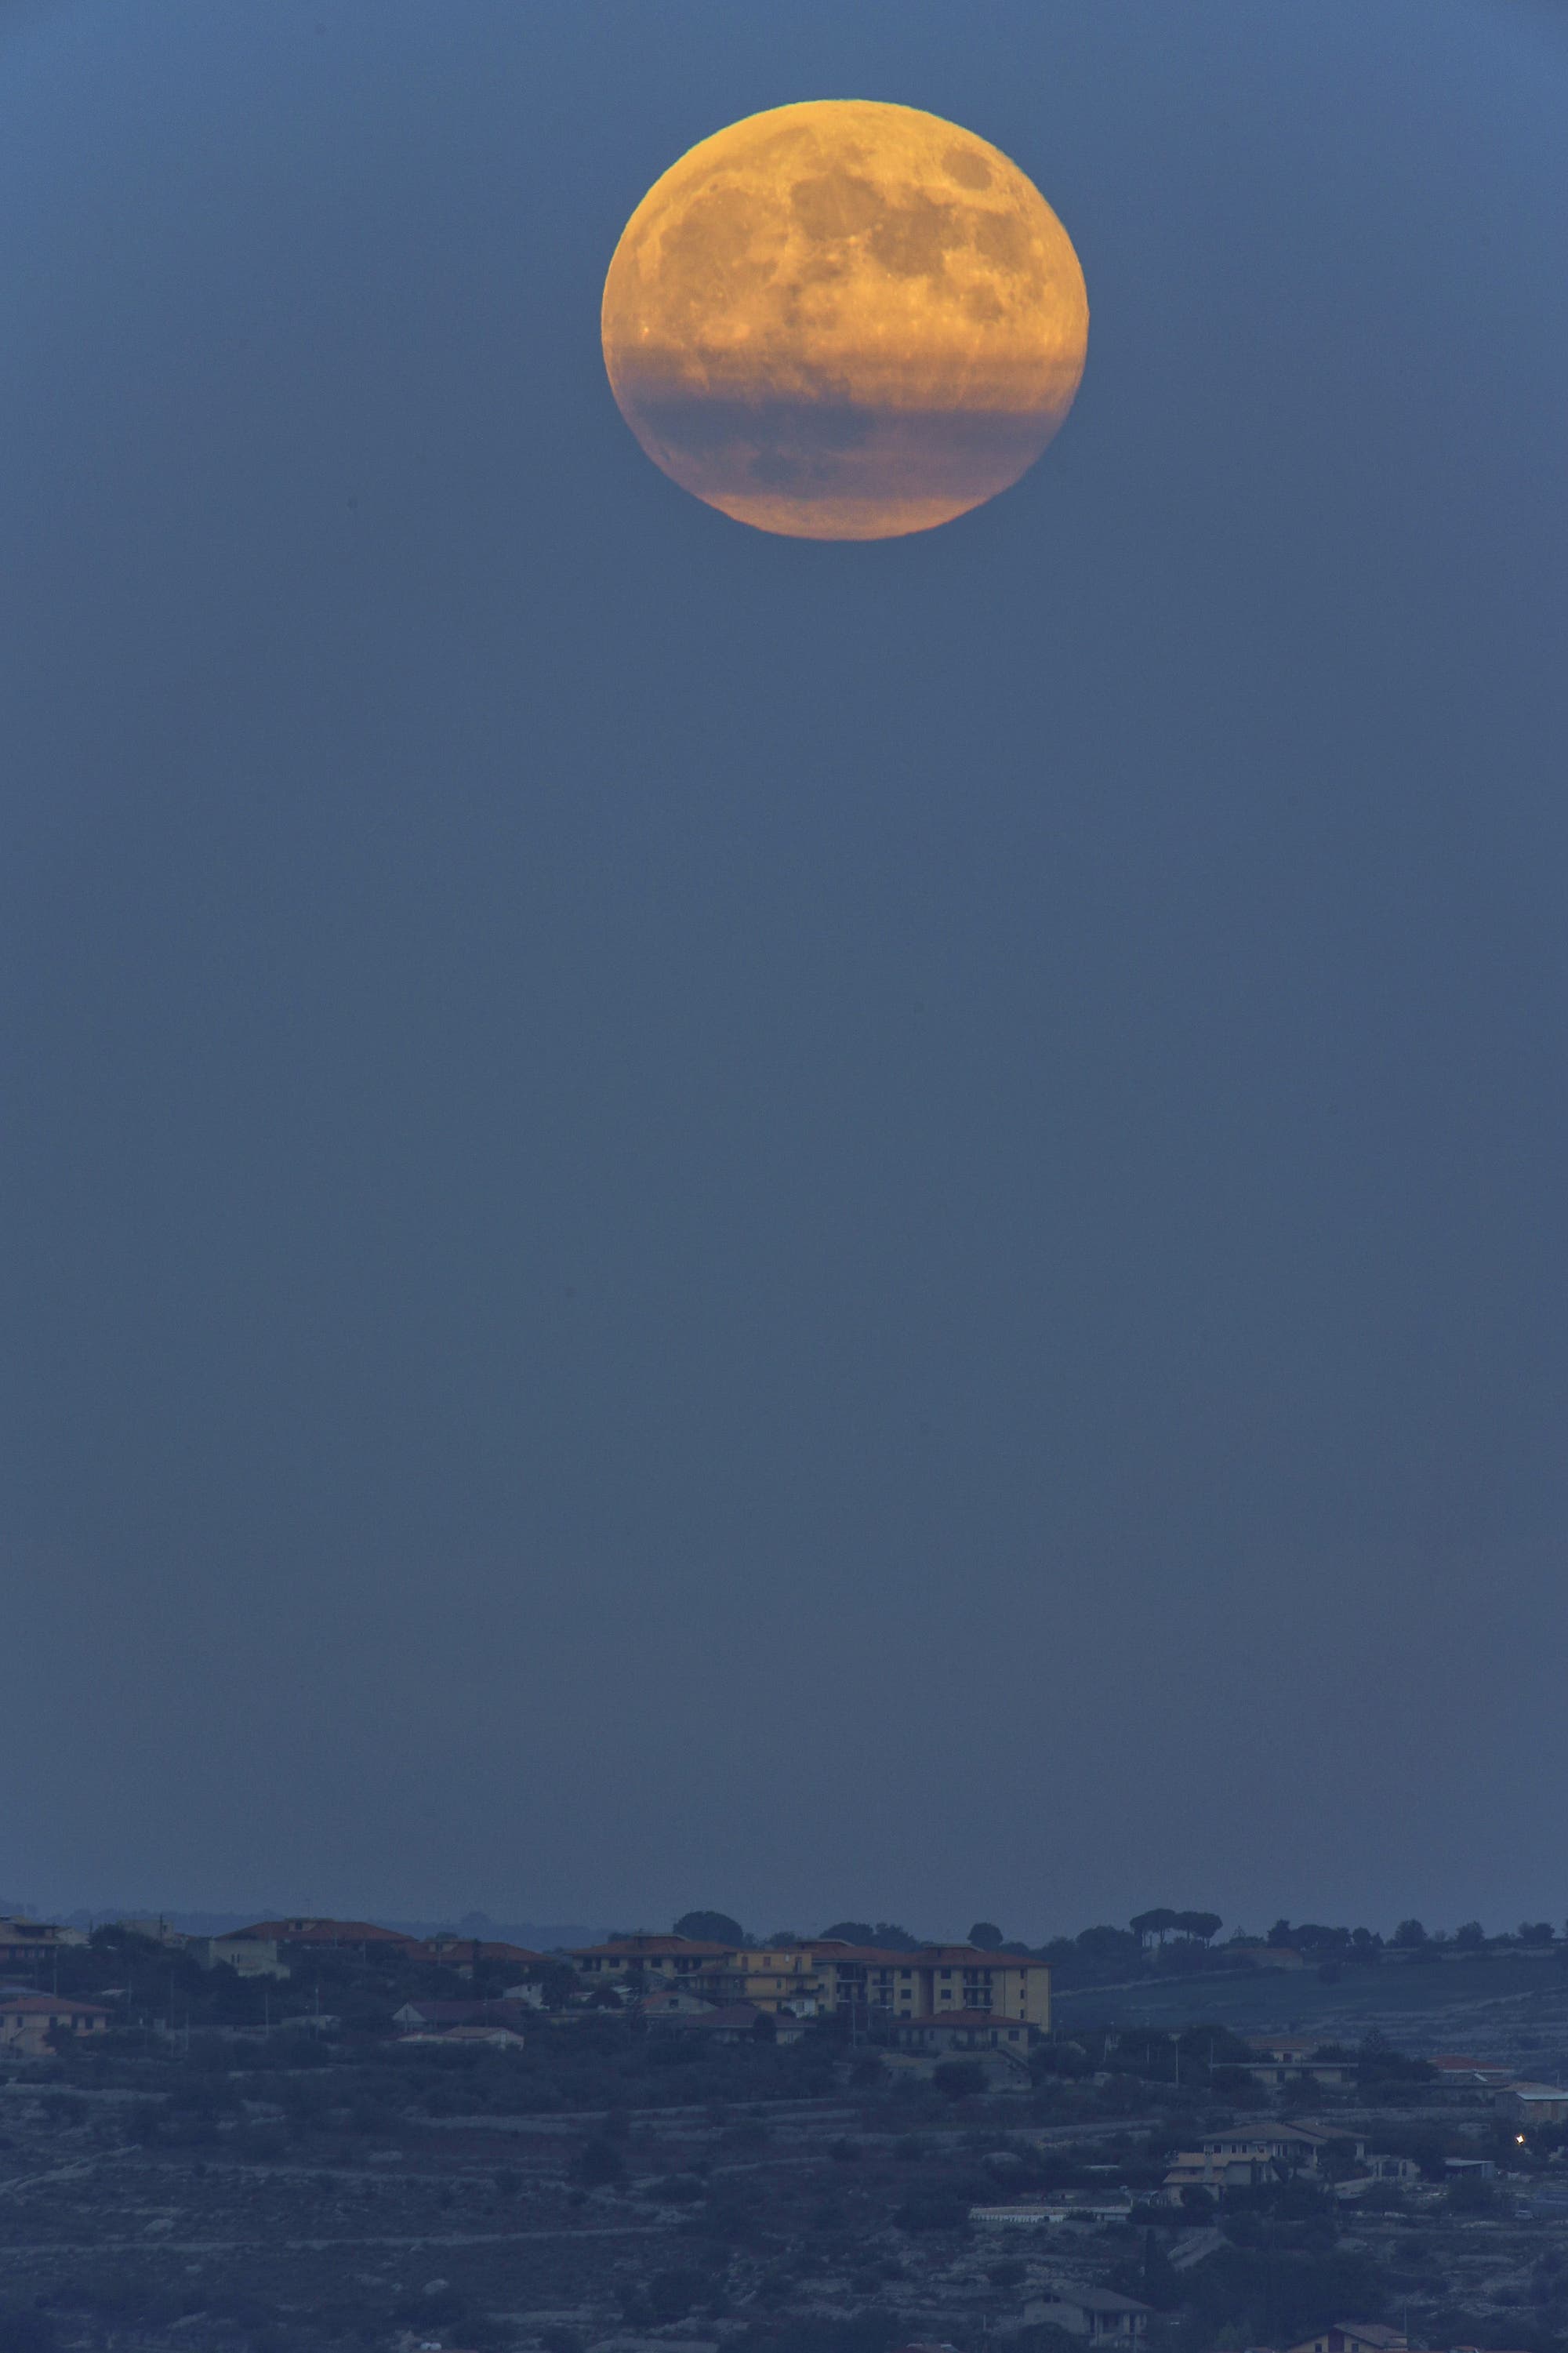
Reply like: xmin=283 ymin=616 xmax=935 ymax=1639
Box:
xmin=2 ymin=0 xmax=1565 ymax=1940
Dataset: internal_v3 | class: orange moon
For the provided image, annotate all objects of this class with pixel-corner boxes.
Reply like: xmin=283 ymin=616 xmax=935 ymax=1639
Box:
xmin=601 ymin=100 xmax=1088 ymax=541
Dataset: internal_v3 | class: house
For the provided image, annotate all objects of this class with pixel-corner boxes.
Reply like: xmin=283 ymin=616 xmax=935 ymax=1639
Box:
xmin=193 ymin=1936 xmax=290 ymax=1979
xmin=1330 ymin=2156 xmax=1422 ymax=2201
xmin=1228 ymin=1944 xmax=1308 ymax=1970
xmin=501 ymin=1981 xmax=548 ymax=2009
xmin=656 ymin=1999 xmax=763 ymax=2043
xmin=1497 ymin=2082 xmax=1568 ymax=2125
xmin=884 ymin=2011 xmax=1033 ymax=2088
xmin=971 ymin=2201 xmax=1059 ymax=2227
xmin=391 ymin=1999 xmax=532 ymax=2034
xmin=638 ymin=1986 xmax=721 ymax=2019
xmin=1242 ymin=2036 xmax=1356 ymax=2088
xmin=404 ymin=1936 xmax=546 ymax=1974
xmin=1163 ymin=2130 xmax=1377 ymax=2202
xmin=1286 ymin=2326 xmax=1406 ymax=2353
xmin=0 ymin=1920 xmax=87 ymax=1967
xmin=1198 ymin=2123 xmax=1365 ymax=2172
xmin=1161 ymin=2150 xmax=1276 ymax=2202
xmin=1365 ymin=2153 xmax=1421 ymax=2183
xmin=118 ymin=1917 xmax=191 ymax=1948
xmin=0 ymin=1994 xmax=111 ymax=2056
xmin=888 ymin=2010 xmax=1036 ymax=2054
xmin=1025 ymin=2289 xmax=1150 ymax=2340
xmin=230 ymin=1918 xmax=419 ymax=1955
xmin=396 ymin=2023 xmax=525 ymax=2050
xmin=645 ymin=1999 xmax=806 ymax=2045
xmin=1432 ymin=2054 xmax=1515 ymax=2090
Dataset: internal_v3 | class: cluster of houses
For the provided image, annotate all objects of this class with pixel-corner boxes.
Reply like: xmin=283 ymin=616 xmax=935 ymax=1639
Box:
xmin=5 ymin=1912 xmax=1568 ymax=2125
xmin=0 ymin=1919 xmax=1051 ymax=2066
xmin=564 ymin=1930 xmax=1050 ymax=2073
xmin=968 ymin=2100 xmax=1555 ymax=2235
xmin=382 ymin=1929 xmax=1052 ymax=2069
xmin=924 ymin=2282 xmax=1417 ymax=2350
xmin=973 ymin=2313 xmax=1537 ymax=2353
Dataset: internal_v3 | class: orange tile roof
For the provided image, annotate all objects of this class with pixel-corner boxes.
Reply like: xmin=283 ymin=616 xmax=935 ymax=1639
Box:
xmin=0 ymin=1995 xmax=111 ymax=2015
xmin=233 ymin=1918 xmax=418 ymax=1946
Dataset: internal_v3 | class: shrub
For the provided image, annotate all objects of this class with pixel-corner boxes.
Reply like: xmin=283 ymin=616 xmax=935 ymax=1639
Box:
xmin=895 ymin=2191 xmax=971 ymax=2235
xmin=934 ymin=2059 xmax=987 ymax=2101
xmin=575 ymin=2137 xmax=625 ymax=2188
xmin=644 ymin=2268 xmax=709 ymax=2323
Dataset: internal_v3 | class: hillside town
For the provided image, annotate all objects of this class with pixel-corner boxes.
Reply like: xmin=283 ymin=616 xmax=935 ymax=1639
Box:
xmin=5 ymin=1908 xmax=1568 ymax=2353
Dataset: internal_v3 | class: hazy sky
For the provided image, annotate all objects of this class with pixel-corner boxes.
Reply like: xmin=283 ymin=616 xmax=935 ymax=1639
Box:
xmin=3 ymin=0 xmax=1566 ymax=1942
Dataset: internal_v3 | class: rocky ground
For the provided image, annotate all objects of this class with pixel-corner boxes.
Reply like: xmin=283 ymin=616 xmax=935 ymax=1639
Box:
xmin=2 ymin=2058 xmax=1567 ymax=2353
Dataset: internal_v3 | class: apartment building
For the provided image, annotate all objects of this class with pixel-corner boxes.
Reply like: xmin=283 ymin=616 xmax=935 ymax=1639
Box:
xmin=0 ymin=1920 xmax=88 ymax=1968
xmin=568 ymin=1934 xmax=734 ymax=1986
xmin=698 ymin=1944 xmax=825 ymax=2013
xmin=568 ymin=1934 xmax=1049 ymax=2029
xmin=804 ymin=1941 xmax=1050 ymax=2028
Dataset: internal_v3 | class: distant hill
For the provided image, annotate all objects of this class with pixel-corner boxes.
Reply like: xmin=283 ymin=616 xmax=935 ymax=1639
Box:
xmin=1054 ymin=1948 xmax=1568 ymax=2068
xmin=49 ymin=1906 xmax=606 ymax=1950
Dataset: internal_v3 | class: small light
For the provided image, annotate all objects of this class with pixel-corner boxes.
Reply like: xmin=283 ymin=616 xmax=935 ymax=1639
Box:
xmin=1518 ymin=2134 xmax=1527 ymax=2144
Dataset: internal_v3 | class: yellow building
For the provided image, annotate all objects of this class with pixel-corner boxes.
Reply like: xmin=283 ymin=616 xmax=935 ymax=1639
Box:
xmin=569 ymin=1934 xmax=1048 ymax=2028
xmin=804 ymin=1941 xmax=1050 ymax=2029
xmin=699 ymin=1945 xmax=825 ymax=2013
xmin=0 ymin=1995 xmax=110 ymax=2055
xmin=568 ymin=1934 xmax=733 ymax=1988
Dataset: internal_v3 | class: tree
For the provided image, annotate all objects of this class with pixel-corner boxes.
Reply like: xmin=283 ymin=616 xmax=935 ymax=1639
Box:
xmin=1294 ymin=1923 xmax=1352 ymax=1955
xmin=1316 ymin=2137 xmax=1363 ymax=2183
xmin=873 ymin=1922 xmax=921 ymax=1950
xmin=1175 ymin=1910 xmax=1223 ymax=1945
xmin=1392 ymin=1919 xmax=1428 ymax=1948
xmin=1454 ymin=1919 xmax=1486 ymax=1949
xmin=1519 ymin=1921 xmax=1555 ymax=1946
xmin=673 ymin=1911 xmax=744 ymax=1944
xmin=1356 ymin=2032 xmax=1436 ymax=2089
xmin=819 ymin=1919 xmax=920 ymax=1949
xmin=1134 ymin=2232 xmax=1181 ymax=2308
xmin=1072 ymin=1924 xmax=1142 ymax=1974
xmin=1266 ymin=1917 xmax=1294 ymax=1948
xmin=1130 ymin=1908 xmax=1179 ymax=1945
xmin=968 ymin=1921 xmax=1004 ymax=1949
xmin=895 ymin=2190 xmax=971 ymax=2233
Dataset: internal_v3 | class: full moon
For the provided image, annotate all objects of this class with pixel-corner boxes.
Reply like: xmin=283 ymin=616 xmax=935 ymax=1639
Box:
xmin=601 ymin=100 xmax=1089 ymax=541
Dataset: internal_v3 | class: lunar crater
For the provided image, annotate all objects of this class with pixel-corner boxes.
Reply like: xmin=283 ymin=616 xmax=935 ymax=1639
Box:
xmin=603 ymin=100 xmax=1087 ymax=538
